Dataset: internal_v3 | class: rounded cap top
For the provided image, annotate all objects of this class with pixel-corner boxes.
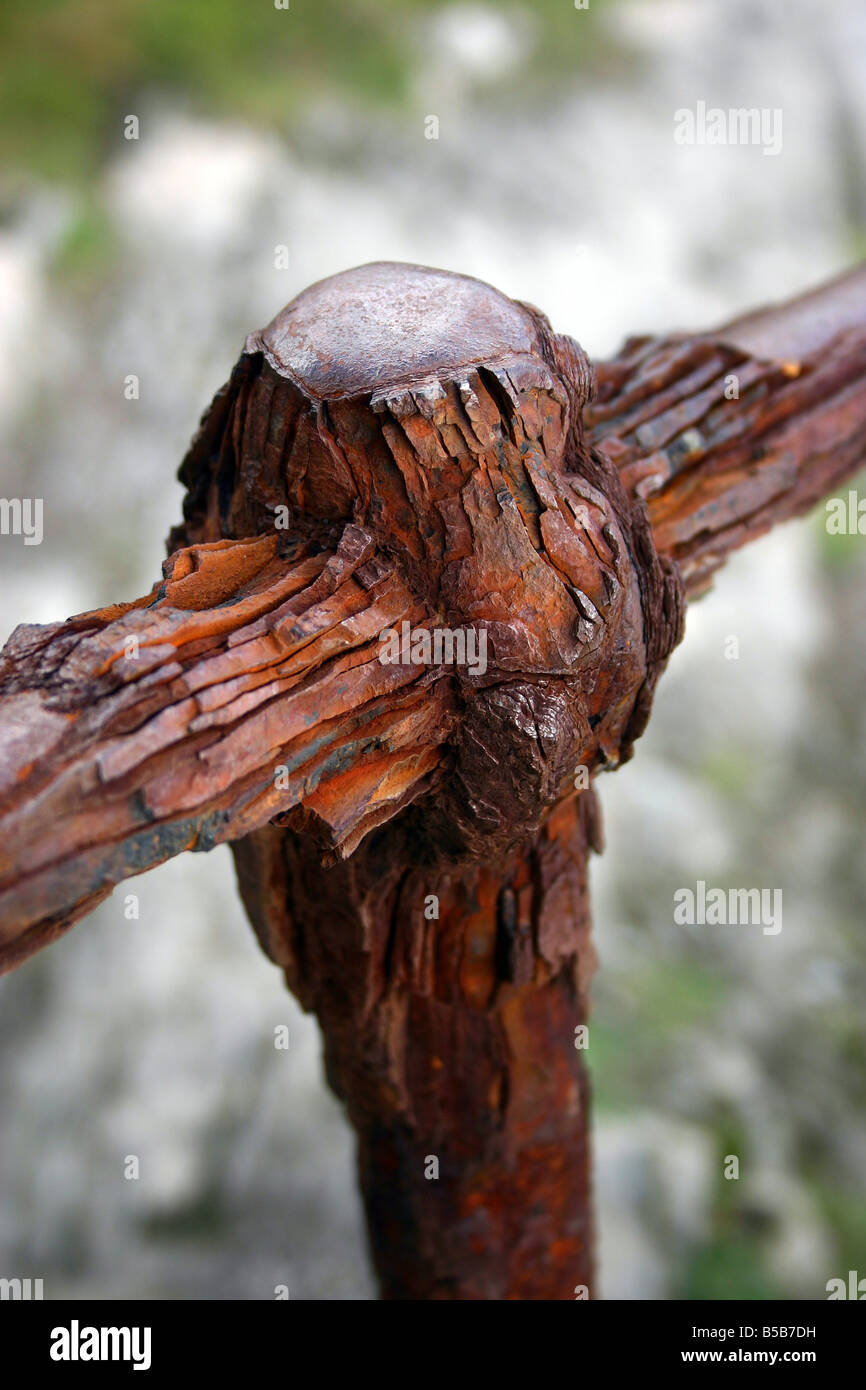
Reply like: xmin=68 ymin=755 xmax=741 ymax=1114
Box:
xmin=253 ymin=261 xmax=543 ymax=399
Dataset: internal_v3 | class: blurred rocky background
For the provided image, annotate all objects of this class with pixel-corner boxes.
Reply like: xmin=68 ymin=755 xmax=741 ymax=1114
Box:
xmin=0 ymin=0 xmax=864 ymax=1299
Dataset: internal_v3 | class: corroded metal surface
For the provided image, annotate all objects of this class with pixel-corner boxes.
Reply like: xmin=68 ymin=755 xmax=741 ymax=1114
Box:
xmin=1 ymin=260 xmax=864 ymax=1299
xmin=252 ymin=260 xmax=548 ymax=400
xmin=589 ymin=264 xmax=866 ymax=593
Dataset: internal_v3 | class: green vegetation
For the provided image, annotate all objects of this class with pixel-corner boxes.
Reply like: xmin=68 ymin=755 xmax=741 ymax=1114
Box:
xmin=0 ymin=0 xmax=616 ymax=185
xmin=593 ymin=959 xmax=725 ymax=1112
xmin=679 ymin=1233 xmax=786 ymax=1301
xmin=814 ymin=1179 xmax=866 ymax=1276
xmin=814 ymin=469 xmax=866 ymax=571
xmin=698 ymin=748 xmax=755 ymax=801
xmin=50 ymin=192 xmax=118 ymax=279
xmin=677 ymin=1115 xmax=786 ymax=1300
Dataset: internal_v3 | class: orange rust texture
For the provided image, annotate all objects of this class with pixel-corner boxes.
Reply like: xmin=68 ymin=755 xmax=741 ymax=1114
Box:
xmin=0 ymin=528 xmax=444 ymax=973
xmin=588 ymin=283 xmax=866 ymax=597
xmin=233 ymin=791 xmax=600 ymax=1300
xmin=1 ymin=262 xmax=865 ymax=1299
xmin=0 ymin=265 xmax=684 ymax=974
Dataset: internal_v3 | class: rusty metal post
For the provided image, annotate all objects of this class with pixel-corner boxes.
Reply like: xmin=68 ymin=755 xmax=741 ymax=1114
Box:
xmin=1 ymin=261 xmax=864 ymax=1298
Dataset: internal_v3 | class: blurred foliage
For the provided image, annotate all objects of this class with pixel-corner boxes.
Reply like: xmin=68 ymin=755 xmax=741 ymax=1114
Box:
xmin=0 ymin=0 xmax=615 ymax=184
xmin=50 ymin=193 xmax=119 ymax=281
xmin=814 ymin=469 xmax=866 ymax=571
xmin=815 ymin=1180 xmax=866 ymax=1275
xmin=697 ymin=748 xmax=756 ymax=801
xmin=593 ymin=961 xmax=725 ymax=1113
xmin=680 ymin=1235 xmax=786 ymax=1301
xmin=677 ymin=1116 xmax=786 ymax=1300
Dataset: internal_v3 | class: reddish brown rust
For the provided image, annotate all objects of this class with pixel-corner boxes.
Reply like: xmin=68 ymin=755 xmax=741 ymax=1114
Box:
xmin=237 ymin=792 xmax=600 ymax=1299
xmin=0 ymin=261 xmax=864 ymax=1299
xmin=588 ymin=266 xmax=866 ymax=594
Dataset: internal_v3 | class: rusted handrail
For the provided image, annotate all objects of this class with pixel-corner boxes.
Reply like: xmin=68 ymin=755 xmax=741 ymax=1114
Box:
xmin=1 ymin=261 xmax=864 ymax=1298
